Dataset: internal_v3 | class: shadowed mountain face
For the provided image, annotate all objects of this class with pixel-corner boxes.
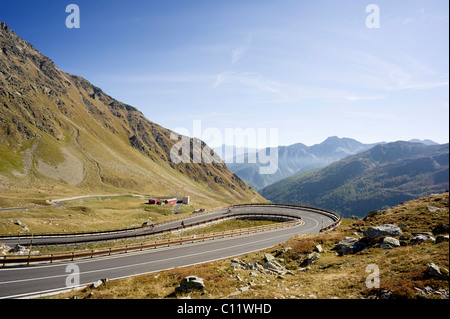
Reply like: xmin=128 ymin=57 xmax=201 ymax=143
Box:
xmin=227 ymin=136 xmax=381 ymax=190
xmin=0 ymin=21 xmax=263 ymax=205
xmin=260 ymin=141 xmax=449 ymax=217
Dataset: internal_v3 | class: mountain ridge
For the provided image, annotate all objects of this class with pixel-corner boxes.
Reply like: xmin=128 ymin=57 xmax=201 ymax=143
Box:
xmin=226 ymin=136 xmax=383 ymax=190
xmin=0 ymin=21 xmax=264 ymax=206
xmin=260 ymin=141 xmax=449 ymax=217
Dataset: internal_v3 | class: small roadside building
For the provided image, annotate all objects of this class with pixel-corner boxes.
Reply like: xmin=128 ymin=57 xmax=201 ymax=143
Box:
xmin=165 ymin=198 xmax=178 ymax=206
xmin=148 ymin=198 xmax=159 ymax=205
xmin=182 ymin=196 xmax=190 ymax=205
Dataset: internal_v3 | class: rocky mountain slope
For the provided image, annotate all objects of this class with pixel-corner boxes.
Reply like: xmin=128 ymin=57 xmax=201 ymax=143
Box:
xmin=227 ymin=136 xmax=381 ymax=190
xmin=260 ymin=141 xmax=449 ymax=217
xmin=0 ymin=21 xmax=264 ymax=206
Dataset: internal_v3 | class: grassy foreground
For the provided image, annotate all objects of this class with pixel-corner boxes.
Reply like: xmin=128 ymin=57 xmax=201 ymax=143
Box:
xmin=48 ymin=192 xmax=449 ymax=299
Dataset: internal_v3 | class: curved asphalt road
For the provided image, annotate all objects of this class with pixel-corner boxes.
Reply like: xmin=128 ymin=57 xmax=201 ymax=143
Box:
xmin=0 ymin=206 xmax=336 ymax=299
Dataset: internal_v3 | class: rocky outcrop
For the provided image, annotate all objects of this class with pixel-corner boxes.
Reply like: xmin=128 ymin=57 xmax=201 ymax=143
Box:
xmin=332 ymin=237 xmax=360 ymax=256
xmin=380 ymin=237 xmax=400 ymax=249
xmin=363 ymin=224 xmax=402 ymax=239
xmin=425 ymin=263 xmax=449 ymax=280
xmin=173 ymin=276 xmax=205 ymax=294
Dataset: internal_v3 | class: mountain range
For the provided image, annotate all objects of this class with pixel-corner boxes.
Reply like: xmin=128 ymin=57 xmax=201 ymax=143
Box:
xmin=226 ymin=136 xmax=382 ymax=190
xmin=260 ymin=141 xmax=449 ymax=217
xmin=0 ymin=21 xmax=264 ymax=206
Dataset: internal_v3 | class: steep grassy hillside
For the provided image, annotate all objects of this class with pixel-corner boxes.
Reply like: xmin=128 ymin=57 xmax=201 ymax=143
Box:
xmin=261 ymin=141 xmax=449 ymax=217
xmin=0 ymin=21 xmax=264 ymax=207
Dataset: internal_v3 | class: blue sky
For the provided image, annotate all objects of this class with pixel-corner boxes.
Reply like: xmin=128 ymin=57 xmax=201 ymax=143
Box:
xmin=0 ymin=0 xmax=448 ymax=147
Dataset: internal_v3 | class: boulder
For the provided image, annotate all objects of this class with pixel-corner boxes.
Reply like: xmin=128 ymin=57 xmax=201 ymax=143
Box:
xmin=263 ymin=259 xmax=286 ymax=275
xmin=432 ymin=223 xmax=449 ymax=235
xmin=381 ymin=237 xmax=401 ymax=249
xmin=91 ymin=280 xmax=103 ymax=289
xmin=246 ymin=262 xmax=263 ymax=271
xmin=302 ymin=252 xmax=320 ymax=266
xmin=264 ymin=253 xmax=275 ymax=262
xmin=314 ymin=245 xmax=323 ymax=253
xmin=426 ymin=263 xmax=448 ymax=280
xmin=9 ymin=244 xmax=29 ymax=255
xmin=363 ymin=224 xmax=402 ymax=239
xmin=333 ymin=237 xmax=358 ymax=256
xmin=410 ymin=235 xmax=436 ymax=245
xmin=436 ymin=235 xmax=449 ymax=244
xmin=426 ymin=206 xmax=446 ymax=213
xmin=175 ymin=276 xmax=205 ymax=293
xmin=230 ymin=258 xmax=246 ymax=270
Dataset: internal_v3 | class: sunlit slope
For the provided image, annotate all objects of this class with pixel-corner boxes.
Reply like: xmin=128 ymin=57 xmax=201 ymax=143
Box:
xmin=0 ymin=21 xmax=264 ymax=206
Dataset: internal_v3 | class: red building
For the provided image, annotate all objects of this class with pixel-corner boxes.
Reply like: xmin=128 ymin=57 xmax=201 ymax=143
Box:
xmin=148 ymin=198 xmax=159 ymax=204
xmin=165 ymin=198 xmax=178 ymax=206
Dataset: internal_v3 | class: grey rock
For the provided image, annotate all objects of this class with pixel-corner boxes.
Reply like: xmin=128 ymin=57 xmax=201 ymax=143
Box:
xmin=303 ymin=252 xmax=320 ymax=265
xmin=410 ymin=235 xmax=436 ymax=245
xmin=91 ymin=280 xmax=103 ymax=289
xmin=246 ymin=262 xmax=262 ymax=271
xmin=426 ymin=263 xmax=446 ymax=279
xmin=432 ymin=223 xmax=449 ymax=235
xmin=263 ymin=259 xmax=286 ymax=275
xmin=426 ymin=206 xmax=446 ymax=213
xmin=363 ymin=224 xmax=402 ymax=239
xmin=175 ymin=276 xmax=205 ymax=293
xmin=264 ymin=253 xmax=275 ymax=262
xmin=314 ymin=245 xmax=323 ymax=253
xmin=239 ymin=286 xmax=250 ymax=292
xmin=382 ymin=237 xmax=400 ymax=249
xmin=9 ymin=244 xmax=29 ymax=255
xmin=333 ymin=237 xmax=358 ymax=256
xmin=436 ymin=235 xmax=449 ymax=244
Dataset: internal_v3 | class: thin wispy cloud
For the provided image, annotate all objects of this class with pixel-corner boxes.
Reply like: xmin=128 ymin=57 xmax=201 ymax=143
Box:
xmin=231 ymin=33 xmax=253 ymax=64
xmin=213 ymin=72 xmax=282 ymax=94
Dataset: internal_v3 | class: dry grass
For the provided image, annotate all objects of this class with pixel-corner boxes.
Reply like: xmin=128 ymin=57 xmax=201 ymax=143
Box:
xmin=0 ymin=195 xmax=205 ymax=235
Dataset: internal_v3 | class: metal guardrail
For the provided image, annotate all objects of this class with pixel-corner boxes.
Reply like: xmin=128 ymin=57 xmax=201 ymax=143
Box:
xmin=0 ymin=203 xmax=340 ymax=266
xmin=1 ymin=214 xmax=303 ymax=266
xmin=0 ymin=204 xmax=227 ymax=240
xmin=3 ymin=212 xmax=300 ymax=248
xmin=230 ymin=203 xmax=341 ymax=232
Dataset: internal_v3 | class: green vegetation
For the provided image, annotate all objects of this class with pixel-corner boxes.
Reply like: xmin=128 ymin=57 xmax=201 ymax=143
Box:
xmin=261 ymin=142 xmax=449 ymax=217
xmin=0 ymin=143 xmax=23 ymax=175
